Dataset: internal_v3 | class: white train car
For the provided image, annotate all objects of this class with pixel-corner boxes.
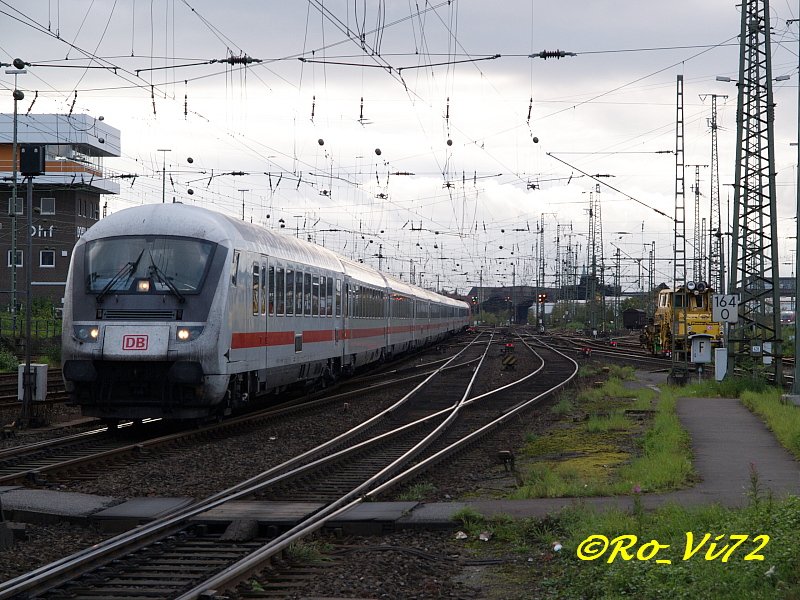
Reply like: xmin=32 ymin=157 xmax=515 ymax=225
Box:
xmin=62 ymin=203 xmax=470 ymax=421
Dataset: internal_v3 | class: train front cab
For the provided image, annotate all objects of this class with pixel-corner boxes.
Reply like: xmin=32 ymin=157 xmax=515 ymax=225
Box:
xmin=62 ymin=233 xmax=229 ymax=421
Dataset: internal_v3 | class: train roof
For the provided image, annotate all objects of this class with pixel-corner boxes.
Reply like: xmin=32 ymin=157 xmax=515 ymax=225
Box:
xmin=82 ymin=203 xmax=468 ymax=309
xmin=338 ymin=256 xmax=389 ymax=289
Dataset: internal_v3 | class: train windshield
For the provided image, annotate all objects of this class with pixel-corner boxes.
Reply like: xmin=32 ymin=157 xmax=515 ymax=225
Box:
xmin=85 ymin=236 xmax=216 ymax=294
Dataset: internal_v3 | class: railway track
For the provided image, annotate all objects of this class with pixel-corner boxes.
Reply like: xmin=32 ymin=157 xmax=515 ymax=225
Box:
xmin=542 ymin=331 xmax=672 ymax=369
xmin=0 ymin=340 xmax=484 ymax=487
xmin=0 ymin=331 xmax=578 ymax=599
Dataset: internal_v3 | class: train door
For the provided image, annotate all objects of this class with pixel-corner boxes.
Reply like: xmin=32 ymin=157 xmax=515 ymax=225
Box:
xmin=383 ymin=289 xmax=389 ymax=353
xmin=260 ymin=256 xmax=269 ymax=383
xmin=339 ymin=279 xmax=350 ymax=371
xmin=332 ymin=277 xmax=341 ymax=349
xmin=251 ymin=256 xmax=269 ymax=393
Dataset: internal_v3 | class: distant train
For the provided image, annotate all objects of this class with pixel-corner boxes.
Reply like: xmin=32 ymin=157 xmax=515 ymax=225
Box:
xmin=640 ymin=282 xmax=722 ymax=356
xmin=62 ymin=203 xmax=470 ymax=422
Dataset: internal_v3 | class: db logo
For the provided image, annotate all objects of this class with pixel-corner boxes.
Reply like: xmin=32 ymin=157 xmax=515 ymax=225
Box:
xmin=122 ymin=334 xmax=149 ymax=351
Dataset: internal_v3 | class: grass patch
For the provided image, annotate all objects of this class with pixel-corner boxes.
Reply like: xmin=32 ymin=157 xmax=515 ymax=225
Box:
xmin=515 ymin=374 xmax=693 ymax=498
xmin=396 ymin=482 xmax=437 ymax=501
xmin=284 ymin=540 xmax=334 ymax=562
xmin=617 ymin=387 xmax=694 ymax=492
xmin=550 ymin=397 xmax=573 ymax=415
xmin=607 ymin=365 xmax=636 ymax=380
xmin=458 ymin=495 xmax=800 ymax=599
xmin=740 ymin=388 xmax=800 ymax=458
xmin=585 ymin=412 xmax=630 ymax=433
xmin=551 ymin=496 xmax=800 ymax=599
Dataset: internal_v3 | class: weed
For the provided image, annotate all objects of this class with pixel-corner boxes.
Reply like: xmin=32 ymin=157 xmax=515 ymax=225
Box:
xmin=397 ymin=482 xmax=437 ymax=501
xmin=452 ymin=506 xmax=486 ymax=533
xmin=585 ymin=412 xmax=630 ymax=432
xmin=550 ymin=397 xmax=573 ymax=415
xmin=0 ymin=348 xmax=18 ymax=372
xmin=285 ymin=540 xmax=333 ymax=562
xmin=740 ymin=388 xmax=800 ymax=458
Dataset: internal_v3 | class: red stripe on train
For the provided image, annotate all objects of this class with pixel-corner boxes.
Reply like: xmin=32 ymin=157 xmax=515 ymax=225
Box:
xmin=230 ymin=323 xmax=462 ymax=349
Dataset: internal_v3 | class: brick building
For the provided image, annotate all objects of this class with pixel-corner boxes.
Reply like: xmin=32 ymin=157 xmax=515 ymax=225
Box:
xmin=0 ymin=114 xmax=120 ymax=308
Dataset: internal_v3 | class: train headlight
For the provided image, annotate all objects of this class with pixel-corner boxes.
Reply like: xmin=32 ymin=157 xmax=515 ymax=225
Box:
xmin=73 ymin=325 xmax=100 ymax=342
xmin=136 ymin=279 xmax=151 ymax=293
xmin=176 ymin=326 xmax=203 ymax=341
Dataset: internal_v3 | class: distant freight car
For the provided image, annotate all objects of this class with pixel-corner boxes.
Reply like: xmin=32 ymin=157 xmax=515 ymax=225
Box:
xmin=622 ymin=308 xmax=646 ymax=330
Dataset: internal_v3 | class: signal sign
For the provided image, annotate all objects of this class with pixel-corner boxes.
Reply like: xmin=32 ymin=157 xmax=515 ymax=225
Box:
xmin=712 ymin=294 xmax=739 ymax=324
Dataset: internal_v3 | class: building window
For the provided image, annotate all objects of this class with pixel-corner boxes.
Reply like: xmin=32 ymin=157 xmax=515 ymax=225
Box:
xmin=8 ymin=197 xmax=23 ymax=215
xmin=40 ymin=250 xmax=55 ymax=268
xmin=7 ymin=250 xmax=22 ymax=267
xmin=40 ymin=197 xmax=55 ymax=215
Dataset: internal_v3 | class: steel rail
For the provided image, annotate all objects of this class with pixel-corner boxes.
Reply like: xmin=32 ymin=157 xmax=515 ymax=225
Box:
xmin=174 ymin=333 xmax=495 ymax=599
xmin=0 ymin=332 xmax=492 ymax=599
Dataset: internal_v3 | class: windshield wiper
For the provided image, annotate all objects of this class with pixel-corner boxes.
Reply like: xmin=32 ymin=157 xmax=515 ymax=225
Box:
xmin=148 ymin=252 xmax=185 ymax=303
xmin=95 ymin=249 xmax=145 ymax=304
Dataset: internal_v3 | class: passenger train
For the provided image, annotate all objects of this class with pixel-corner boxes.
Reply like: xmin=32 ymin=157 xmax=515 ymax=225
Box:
xmin=62 ymin=203 xmax=470 ymax=422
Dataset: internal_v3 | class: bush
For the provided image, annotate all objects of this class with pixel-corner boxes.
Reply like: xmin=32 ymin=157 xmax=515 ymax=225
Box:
xmin=0 ymin=348 xmax=18 ymax=372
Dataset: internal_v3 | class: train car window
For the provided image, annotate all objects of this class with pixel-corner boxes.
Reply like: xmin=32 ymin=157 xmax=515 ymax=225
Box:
xmin=268 ymin=265 xmax=275 ymax=315
xmin=304 ymin=272 xmax=312 ymax=316
xmin=327 ymin=277 xmax=334 ymax=316
xmin=694 ymin=295 xmax=705 ymax=309
xmin=285 ymin=268 xmax=295 ymax=315
xmin=295 ymin=269 xmax=303 ymax=315
xmin=319 ymin=276 xmax=327 ymax=316
xmin=252 ymin=263 xmax=260 ymax=315
xmin=276 ymin=266 xmax=285 ymax=315
xmin=336 ymin=279 xmax=342 ymax=317
xmin=674 ymin=294 xmax=685 ymax=308
xmin=261 ymin=262 xmax=267 ymax=315
xmin=312 ymin=275 xmax=321 ymax=316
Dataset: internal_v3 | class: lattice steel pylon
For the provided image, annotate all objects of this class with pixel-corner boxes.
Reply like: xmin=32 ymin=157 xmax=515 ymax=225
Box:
xmin=727 ymin=0 xmax=782 ymax=383
xmin=672 ymin=74 xmax=689 ymax=381
xmin=703 ymin=93 xmax=728 ymax=293
xmin=688 ymin=164 xmax=708 ymax=282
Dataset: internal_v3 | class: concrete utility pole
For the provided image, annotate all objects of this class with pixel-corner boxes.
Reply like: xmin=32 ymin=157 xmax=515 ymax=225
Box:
xmin=4 ymin=59 xmax=28 ymax=340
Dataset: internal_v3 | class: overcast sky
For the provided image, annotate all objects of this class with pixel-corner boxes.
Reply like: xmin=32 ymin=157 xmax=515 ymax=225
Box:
xmin=1 ymin=0 xmax=799 ymax=294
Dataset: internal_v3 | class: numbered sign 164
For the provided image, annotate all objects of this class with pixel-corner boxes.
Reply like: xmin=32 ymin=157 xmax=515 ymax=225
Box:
xmin=712 ymin=294 xmax=739 ymax=323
